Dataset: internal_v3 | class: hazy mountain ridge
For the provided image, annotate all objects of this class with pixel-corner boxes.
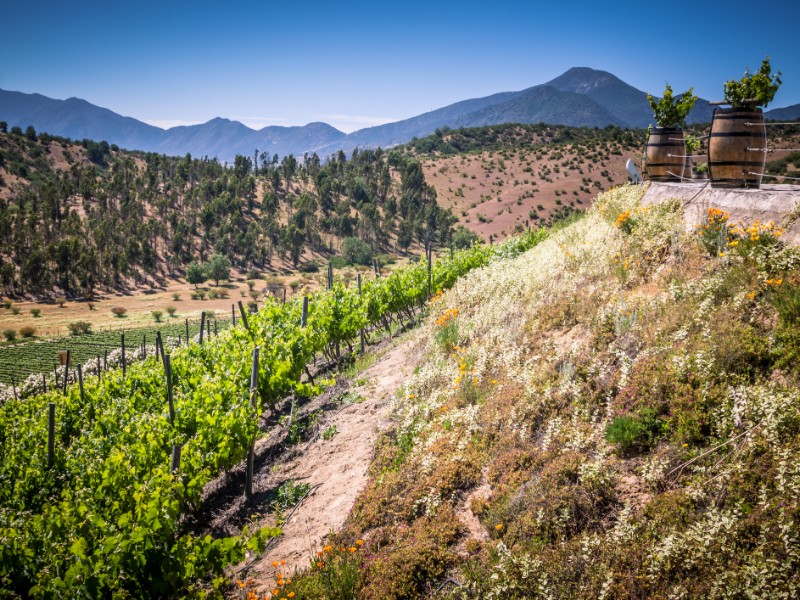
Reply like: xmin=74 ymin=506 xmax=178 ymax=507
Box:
xmin=1 ymin=67 xmax=796 ymax=161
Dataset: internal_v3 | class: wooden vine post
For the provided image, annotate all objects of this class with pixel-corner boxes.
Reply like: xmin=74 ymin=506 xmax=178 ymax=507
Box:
xmin=301 ymin=296 xmax=308 ymax=328
xmin=170 ymin=444 xmax=181 ymax=474
xmin=62 ymin=350 xmax=71 ymax=395
xmin=165 ymin=354 xmax=175 ymax=425
xmin=232 ymin=304 xmax=236 ymax=325
xmin=185 ymin=318 xmax=190 ymax=342
xmin=47 ymin=402 xmax=55 ymax=468
xmin=237 ymin=300 xmax=250 ymax=331
xmin=358 ymin=273 xmax=365 ymax=354
xmin=426 ymin=240 xmax=433 ymax=302
xmin=199 ymin=311 xmax=206 ymax=344
xmin=245 ymin=346 xmax=260 ymax=498
xmin=76 ymin=364 xmax=85 ymax=403
xmin=121 ymin=333 xmax=126 ymax=376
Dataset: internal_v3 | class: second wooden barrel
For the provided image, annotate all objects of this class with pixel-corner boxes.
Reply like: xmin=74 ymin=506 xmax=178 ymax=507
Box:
xmin=645 ymin=128 xmax=685 ymax=182
xmin=708 ymin=108 xmax=766 ymax=188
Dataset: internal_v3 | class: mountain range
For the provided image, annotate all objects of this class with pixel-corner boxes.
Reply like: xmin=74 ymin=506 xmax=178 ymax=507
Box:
xmin=2 ymin=67 xmax=798 ymax=162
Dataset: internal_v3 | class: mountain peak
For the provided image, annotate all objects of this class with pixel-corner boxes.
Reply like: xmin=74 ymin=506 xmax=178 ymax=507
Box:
xmin=546 ymin=67 xmax=620 ymax=94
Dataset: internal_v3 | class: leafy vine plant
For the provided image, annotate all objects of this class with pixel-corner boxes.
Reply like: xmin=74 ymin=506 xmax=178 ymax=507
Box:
xmin=647 ymin=83 xmax=698 ymax=128
xmin=723 ymin=56 xmax=782 ymax=110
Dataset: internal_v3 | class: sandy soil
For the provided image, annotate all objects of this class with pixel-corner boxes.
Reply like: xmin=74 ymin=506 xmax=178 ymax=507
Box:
xmin=236 ymin=338 xmax=416 ymax=593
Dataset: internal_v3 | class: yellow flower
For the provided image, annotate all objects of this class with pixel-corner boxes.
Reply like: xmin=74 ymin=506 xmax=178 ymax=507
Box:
xmin=495 ymin=523 xmax=503 ymax=531
xmin=356 ymin=539 xmax=363 ymax=546
xmin=775 ymin=279 xmax=783 ymax=286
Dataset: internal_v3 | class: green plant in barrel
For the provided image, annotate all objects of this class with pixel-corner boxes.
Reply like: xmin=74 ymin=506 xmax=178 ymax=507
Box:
xmin=723 ymin=57 xmax=782 ymax=110
xmin=647 ymin=83 xmax=698 ymax=127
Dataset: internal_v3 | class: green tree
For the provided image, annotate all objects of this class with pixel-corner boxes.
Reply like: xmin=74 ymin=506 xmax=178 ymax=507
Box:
xmin=341 ymin=237 xmax=373 ymax=266
xmin=451 ymin=226 xmax=480 ymax=249
xmin=206 ymin=253 xmax=231 ymax=286
xmin=186 ymin=260 xmax=207 ymax=289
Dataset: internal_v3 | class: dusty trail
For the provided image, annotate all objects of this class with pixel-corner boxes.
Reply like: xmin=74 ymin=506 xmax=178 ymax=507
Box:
xmin=241 ymin=337 xmax=416 ymax=591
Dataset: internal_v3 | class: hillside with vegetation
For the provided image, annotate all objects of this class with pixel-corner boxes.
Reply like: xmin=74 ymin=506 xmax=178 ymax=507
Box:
xmin=276 ymin=183 xmax=800 ymax=598
xmin=0 ymin=126 xmax=453 ymax=299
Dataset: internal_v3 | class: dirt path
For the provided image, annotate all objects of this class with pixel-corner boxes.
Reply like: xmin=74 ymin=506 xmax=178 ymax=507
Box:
xmin=240 ymin=337 xmax=416 ymax=591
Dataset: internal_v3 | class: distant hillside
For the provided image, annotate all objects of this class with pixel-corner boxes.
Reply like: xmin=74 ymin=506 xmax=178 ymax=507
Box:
xmin=766 ymin=103 xmax=800 ymax=121
xmin=0 ymin=130 xmax=453 ymax=298
xmin=0 ymin=89 xmax=346 ymax=162
xmin=404 ymin=123 xmax=647 ymax=240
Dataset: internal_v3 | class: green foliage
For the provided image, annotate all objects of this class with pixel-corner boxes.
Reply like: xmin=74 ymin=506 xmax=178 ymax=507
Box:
xmin=186 ymin=261 xmax=206 ymax=289
xmin=206 ymin=253 xmax=231 ymax=286
xmin=110 ymin=306 xmax=127 ymax=318
xmin=341 ymin=237 xmax=373 ymax=266
xmin=647 ymin=83 xmax=698 ymax=127
xmin=724 ymin=56 xmax=782 ymax=110
xmin=606 ymin=409 xmax=667 ymax=452
xmin=18 ymin=325 xmax=36 ymax=338
xmin=451 ymin=225 xmax=480 ymax=249
xmin=322 ymin=424 xmax=339 ymax=440
xmin=66 ymin=320 xmax=92 ymax=336
xmin=765 ymin=280 xmax=800 ymax=324
xmin=2 ymin=328 xmax=16 ymax=341
xmin=151 ymin=310 xmax=163 ymax=323
xmin=274 ymin=480 xmax=311 ymax=510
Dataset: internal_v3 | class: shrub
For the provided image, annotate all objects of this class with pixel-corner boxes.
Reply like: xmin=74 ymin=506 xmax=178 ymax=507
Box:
xmin=151 ymin=310 xmax=163 ymax=323
xmin=172 ymin=292 xmax=181 ymax=301
xmin=2 ymin=328 xmax=16 ymax=341
xmin=299 ymin=261 xmax=320 ymax=273
xmin=606 ymin=408 xmax=666 ymax=452
xmin=434 ymin=308 xmax=459 ymax=354
xmin=329 ymin=257 xmax=348 ymax=270
xmin=10 ymin=306 xmax=20 ymax=315
xmin=55 ymin=297 xmax=66 ymax=308
xmin=166 ymin=307 xmax=177 ymax=317
xmin=30 ymin=308 xmax=41 ymax=318
xmin=19 ymin=325 xmax=36 ymax=338
xmin=695 ymin=207 xmax=731 ymax=257
xmin=111 ymin=306 xmax=127 ymax=318
xmin=87 ymin=302 xmax=96 ymax=311
xmin=67 ymin=320 xmax=92 ymax=336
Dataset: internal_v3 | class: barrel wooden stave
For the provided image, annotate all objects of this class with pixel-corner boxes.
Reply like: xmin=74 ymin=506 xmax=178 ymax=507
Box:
xmin=708 ymin=108 xmax=766 ymax=189
xmin=646 ymin=128 xmax=685 ymax=182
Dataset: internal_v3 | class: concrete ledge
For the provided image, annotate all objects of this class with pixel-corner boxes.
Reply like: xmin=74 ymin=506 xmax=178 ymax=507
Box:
xmin=641 ymin=181 xmax=800 ymax=244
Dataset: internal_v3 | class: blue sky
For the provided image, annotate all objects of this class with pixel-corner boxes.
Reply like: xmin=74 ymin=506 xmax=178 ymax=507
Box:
xmin=1 ymin=0 xmax=798 ymax=132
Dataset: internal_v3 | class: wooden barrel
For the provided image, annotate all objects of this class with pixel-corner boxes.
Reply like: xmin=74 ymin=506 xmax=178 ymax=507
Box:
xmin=708 ymin=108 xmax=766 ymax=188
xmin=645 ymin=127 xmax=685 ymax=182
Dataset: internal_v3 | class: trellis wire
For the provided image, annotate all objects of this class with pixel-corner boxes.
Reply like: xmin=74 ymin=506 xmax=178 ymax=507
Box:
xmin=746 ymin=122 xmax=800 ymax=126
xmin=747 ymin=172 xmax=800 ymax=182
